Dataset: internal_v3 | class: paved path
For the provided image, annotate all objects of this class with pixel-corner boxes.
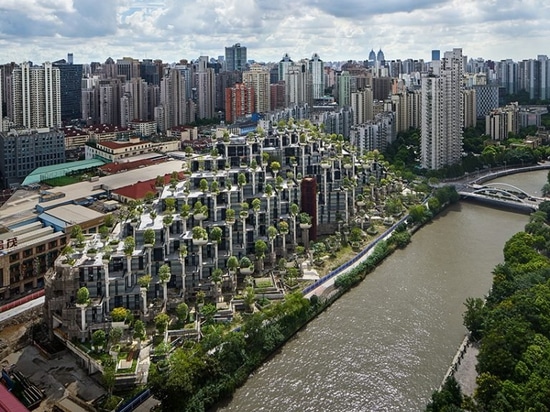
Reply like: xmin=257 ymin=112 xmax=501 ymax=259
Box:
xmin=453 ymin=343 xmax=480 ymax=397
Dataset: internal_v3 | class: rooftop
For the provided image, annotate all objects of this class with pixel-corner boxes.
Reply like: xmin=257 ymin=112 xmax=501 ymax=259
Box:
xmin=40 ymin=204 xmax=104 ymax=227
xmin=21 ymin=158 xmax=109 ymax=186
xmin=0 ymin=159 xmax=184 ymax=224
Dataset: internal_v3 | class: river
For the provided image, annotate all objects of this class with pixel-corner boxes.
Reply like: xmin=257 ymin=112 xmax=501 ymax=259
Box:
xmin=218 ymin=170 xmax=545 ymax=412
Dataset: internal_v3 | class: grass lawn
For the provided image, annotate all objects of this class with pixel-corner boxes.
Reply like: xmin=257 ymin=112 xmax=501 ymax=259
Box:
xmin=43 ymin=175 xmax=82 ymax=186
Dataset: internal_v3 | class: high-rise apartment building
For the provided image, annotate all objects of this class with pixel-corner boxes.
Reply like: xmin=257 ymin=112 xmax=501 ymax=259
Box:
xmin=158 ymin=68 xmax=187 ymax=131
xmin=270 ymin=82 xmax=285 ymax=111
xmin=338 ymin=71 xmax=352 ymax=107
xmin=225 ymin=43 xmax=247 ymax=71
xmin=242 ymin=64 xmax=270 ymax=114
xmin=285 ymin=62 xmax=312 ymax=107
xmin=350 ymin=88 xmax=373 ymax=125
xmin=420 ymin=48 xmax=464 ymax=170
xmin=463 ymin=88 xmax=477 ymax=128
xmin=196 ymin=56 xmax=216 ymax=120
xmin=309 ymin=53 xmax=325 ymax=99
xmin=485 ymin=102 xmax=519 ymax=141
xmin=278 ymin=54 xmax=293 ymax=83
xmin=12 ymin=62 xmax=61 ymax=129
xmin=1 ymin=63 xmax=17 ymax=122
xmin=98 ymin=78 xmax=122 ymax=125
xmin=225 ymin=83 xmax=254 ymax=123
xmin=120 ymin=77 xmax=149 ymax=127
xmin=216 ymin=70 xmax=242 ymax=112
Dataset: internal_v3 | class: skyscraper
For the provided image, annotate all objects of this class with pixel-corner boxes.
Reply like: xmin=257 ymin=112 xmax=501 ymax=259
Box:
xmin=421 ymin=48 xmax=464 ymax=170
xmin=309 ymin=53 xmax=325 ymax=99
xmin=351 ymin=88 xmax=373 ymax=125
xmin=243 ymin=64 xmax=270 ymax=114
xmin=159 ymin=68 xmax=187 ymax=131
xmin=53 ymin=58 xmax=83 ymax=122
xmin=12 ymin=62 xmax=61 ymax=129
xmin=225 ymin=83 xmax=254 ymax=123
xmin=196 ymin=56 xmax=216 ymax=120
xmin=278 ymin=53 xmax=293 ymax=83
xmin=225 ymin=43 xmax=247 ymax=71
xmin=338 ymin=71 xmax=352 ymax=107
xmin=285 ymin=62 xmax=312 ymax=107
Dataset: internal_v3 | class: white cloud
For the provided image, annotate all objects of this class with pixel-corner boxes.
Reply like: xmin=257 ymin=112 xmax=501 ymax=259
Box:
xmin=1 ymin=0 xmax=550 ymax=64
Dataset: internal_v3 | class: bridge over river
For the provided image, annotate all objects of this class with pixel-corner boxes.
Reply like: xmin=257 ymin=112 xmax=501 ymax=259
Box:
xmin=455 ymin=163 xmax=550 ymax=212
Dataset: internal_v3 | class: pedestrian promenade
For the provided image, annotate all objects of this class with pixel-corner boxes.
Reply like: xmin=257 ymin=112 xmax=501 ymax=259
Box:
xmin=303 ymin=216 xmax=408 ymax=299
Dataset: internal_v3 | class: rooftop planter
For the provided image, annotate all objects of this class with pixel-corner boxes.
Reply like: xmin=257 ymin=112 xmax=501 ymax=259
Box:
xmin=299 ymin=212 xmax=312 ymax=229
xmin=227 ymin=256 xmax=239 ymax=274
xmin=239 ymin=257 xmax=253 ymax=275
xmin=225 ymin=209 xmax=236 ymax=224
xmin=143 ymin=228 xmax=155 ymax=247
xmin=192 ymin=226 xmax=208 ymax=246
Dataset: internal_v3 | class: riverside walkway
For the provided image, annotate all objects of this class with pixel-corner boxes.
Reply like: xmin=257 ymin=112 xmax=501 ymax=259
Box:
xmin=303 ymin=215 xmax=408 ymax=300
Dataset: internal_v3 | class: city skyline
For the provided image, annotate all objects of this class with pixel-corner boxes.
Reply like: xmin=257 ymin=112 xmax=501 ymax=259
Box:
xmin=1 ymin=0 xmax=549 ymax=64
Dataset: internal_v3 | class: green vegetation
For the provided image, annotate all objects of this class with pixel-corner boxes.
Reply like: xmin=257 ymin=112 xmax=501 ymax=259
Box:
xmin=425 ymin=200 xmax=550 ymax=411
xmin=148 ymin=292 xmax=316 ymax=411
xmin=43 ymin=175 xmax=83 ymax=186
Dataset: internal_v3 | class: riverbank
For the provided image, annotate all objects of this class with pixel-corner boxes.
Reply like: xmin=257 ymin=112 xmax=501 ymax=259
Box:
xmin=439 ymin=334 xmax=479 ymax=397
xmin=219 ymin=183 xmax=535 ymax=411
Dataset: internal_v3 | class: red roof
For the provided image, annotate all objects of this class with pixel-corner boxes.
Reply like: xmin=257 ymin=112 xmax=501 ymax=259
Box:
xmin=99 ymin=140 xmax=146 ymax=150
xmin=112 ymin=172 xmax=185 ymax=200
xmin=0 ymin=385 xmax=29 ymax=412
xmin=113 ymin=180 xmax=158 ymax=200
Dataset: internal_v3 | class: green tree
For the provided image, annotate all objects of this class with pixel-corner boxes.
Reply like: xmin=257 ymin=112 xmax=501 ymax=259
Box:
xmin=109 ymin=327 xmax=123 ymax=348
xmin=92 ymin=329 xmax=106 ymax=351
xmin=76 ymin=287 xmax=90 ymax=305
xmin=111 ymin=307 xmax=129 ymax=322
xmin=176 ymin=302 xmax=189 ymax=324
xmin=133 ymin=319 xmax=146 ymax=341
xmin=425 ymin=376 xmax=463 ymax=412
xmin=155 ymin=313 xmax=170 ymax=334
xmin=463 ymin=297 xmax=485 ymax=341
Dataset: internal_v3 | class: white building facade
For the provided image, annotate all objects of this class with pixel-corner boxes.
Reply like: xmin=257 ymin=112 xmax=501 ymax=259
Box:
xmin=420 ymin=48 xmax=464 ymax=170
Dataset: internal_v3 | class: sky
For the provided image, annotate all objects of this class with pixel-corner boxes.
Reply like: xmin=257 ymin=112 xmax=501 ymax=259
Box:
xmin=0 ymin=0 xmax=549 ymax=65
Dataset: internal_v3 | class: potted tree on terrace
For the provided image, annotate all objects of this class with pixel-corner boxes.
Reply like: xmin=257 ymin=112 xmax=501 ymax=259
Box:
xmin=192 ymin=226 xmax=208 ymax=280
xmin=278 ymin=220 xmax=289 ymax=254
xmin=158 ymin=264 xmax=171 ymax=303
xmin=254 ymin=240 xmax=268 ymax=273
xmin=299 ymin=212 xmax=313 ymax=250
xmin=267 ymin=225 xmax=278 ymax=264
xmin=209 ymin=226 xmax=223 ymax=269
xmin=143 ymin=228 xmax=156 ymax=276
xmin=91 ymin=329 xmax=106 ymax=353
xmin=138 ymin=274 xmax=152 ymax=315
xmin=71 ymin=225 xmax=86 ymax=251
xmin=211 ymin=268 xmax=223 ymax=303
xmin=76 ymin=286 xmax=90 ymax=341
xmin=239 ymin=256 xmax=253 ymax=275
xmin=227 ymin=256 xmax=239 ymax=275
